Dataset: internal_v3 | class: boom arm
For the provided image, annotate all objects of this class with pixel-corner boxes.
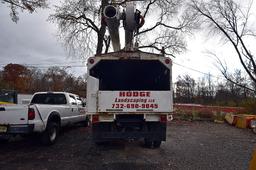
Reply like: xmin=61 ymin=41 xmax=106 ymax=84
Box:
xmin=103 ymin=1 xmax=144 ymax=51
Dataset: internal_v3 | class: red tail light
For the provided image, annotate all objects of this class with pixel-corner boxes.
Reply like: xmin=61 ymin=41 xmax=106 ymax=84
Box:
xmin=28 ymin=108 xmax=35 ymax=120
xmin=92 ymin=115 xmax=99 ymax=124
xmin=89 ymin=58 xmax=95 ymax=64
xmin=165 ymin=59 xmax=171 ymax=64
xmin=160 ymin=115 xmax=167 ymax=123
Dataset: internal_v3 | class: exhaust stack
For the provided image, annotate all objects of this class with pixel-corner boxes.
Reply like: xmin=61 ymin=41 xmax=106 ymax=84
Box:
xmin=103 ymin=5 xmax=121 ymax=52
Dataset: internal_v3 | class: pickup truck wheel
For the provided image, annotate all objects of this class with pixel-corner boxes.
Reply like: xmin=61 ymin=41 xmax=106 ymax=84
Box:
xmin=83 ymin=117 xmax=90 ymax=127
xmin=85 ymin=120 xmax=89 ymax=127
xmin=253 ymin=128 xmax=256 ymax=134
xmin=40 ymin=121 xmax=60 ymax=145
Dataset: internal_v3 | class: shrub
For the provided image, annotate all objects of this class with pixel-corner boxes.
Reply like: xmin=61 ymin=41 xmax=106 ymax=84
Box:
xmin=241 ymin=99 xmax=256 ymax=115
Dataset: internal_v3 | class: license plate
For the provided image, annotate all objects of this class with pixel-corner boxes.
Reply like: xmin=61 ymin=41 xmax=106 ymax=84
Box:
xmin=0 ymin=125 xmax=7 ymax=133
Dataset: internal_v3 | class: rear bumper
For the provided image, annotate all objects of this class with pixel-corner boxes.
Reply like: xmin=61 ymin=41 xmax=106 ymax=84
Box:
xmin=0 ymin=124 xmax=34 ymax=134
xmin=92 ymin=122 xmax=166 ymax=142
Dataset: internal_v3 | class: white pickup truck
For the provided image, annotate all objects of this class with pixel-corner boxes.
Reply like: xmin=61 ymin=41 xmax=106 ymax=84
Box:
xmin=0 ymin=92 xmax=88 ymax=145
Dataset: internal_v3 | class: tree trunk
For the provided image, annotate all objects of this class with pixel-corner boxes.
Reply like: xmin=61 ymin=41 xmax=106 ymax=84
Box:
xmin=96 ymin=25 xmax=106 ymax=55
xmin=96 ymin=0 xmax=108 ymax=55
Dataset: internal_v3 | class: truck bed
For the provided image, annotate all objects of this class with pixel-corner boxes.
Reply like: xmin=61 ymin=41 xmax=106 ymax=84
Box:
xmin=0 ymin=105 xmax=28 ymax=125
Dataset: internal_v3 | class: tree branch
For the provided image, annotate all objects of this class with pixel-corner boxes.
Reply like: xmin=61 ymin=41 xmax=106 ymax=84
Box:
xmin=191 ymin=0 xmax=256 ymax=83
xmin=143 ymin=0 xmax=157 ymax=18
xmin=3 ymin=0 xmax=27 ymax=9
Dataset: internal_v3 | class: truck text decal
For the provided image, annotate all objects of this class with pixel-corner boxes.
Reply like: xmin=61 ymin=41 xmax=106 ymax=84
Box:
xmin=98 ymin=91 xmax=172 ymax=112
xmin=112 ymin=91 xmax=158 ymax=109
xmin=119 ymin=91 xmax=150 ymax=97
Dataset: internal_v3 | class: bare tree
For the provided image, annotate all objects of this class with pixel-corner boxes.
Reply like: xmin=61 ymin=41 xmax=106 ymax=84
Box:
xmin=49 ymin=0 xmax=107 ymax=57
xmin=189 ymin=0 xmax=256 ymax=91
xmin=2 ymin=0 xmax=48 ymax=22
xmin=49 ymin=0 xmax=196 ymax=58
xmin=43 ymin=66 xmax=68 ymax=91
xmin=175 ymin=74 xmax=196 ymax=103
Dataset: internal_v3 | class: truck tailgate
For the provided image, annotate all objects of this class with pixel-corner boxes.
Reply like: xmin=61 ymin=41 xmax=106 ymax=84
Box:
xmin=98 ymin=91 xmax=172 ymax=113
xmin=0 ymin=105 xmax=28 ymax=124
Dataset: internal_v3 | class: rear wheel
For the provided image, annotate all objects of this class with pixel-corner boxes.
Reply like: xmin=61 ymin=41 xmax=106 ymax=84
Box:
xmin=40 ymin=121 xmax=60 ymax=145
xmin=153 ymin=141 xmax=161 ymax=148
xmin=144 ymin=138 xmax=154 ymax=148
xmin=144 ymin=139 xmax=161 ymax=148
xmin=253 ymin=128 xmax=256 ymax=134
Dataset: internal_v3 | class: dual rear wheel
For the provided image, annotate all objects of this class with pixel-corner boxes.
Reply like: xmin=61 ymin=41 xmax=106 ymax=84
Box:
xmin=144 ymin=138 xmax=161 ymax=148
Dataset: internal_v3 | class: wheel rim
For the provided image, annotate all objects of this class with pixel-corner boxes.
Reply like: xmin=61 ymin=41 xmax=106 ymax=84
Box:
xmin=49 ymin=127 xmax=57 ymax=141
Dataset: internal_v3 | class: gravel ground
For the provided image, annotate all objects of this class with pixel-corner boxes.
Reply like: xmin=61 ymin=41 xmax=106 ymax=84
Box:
xmin=0 ymin=121 xmax=255 ymax=170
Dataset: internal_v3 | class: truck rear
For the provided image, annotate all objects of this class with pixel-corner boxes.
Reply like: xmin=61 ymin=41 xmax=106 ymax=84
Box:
xmin=87 ymin=51 xmax=173 ymax=148
xmin=0 ymin=90 xmax=33 ymax=135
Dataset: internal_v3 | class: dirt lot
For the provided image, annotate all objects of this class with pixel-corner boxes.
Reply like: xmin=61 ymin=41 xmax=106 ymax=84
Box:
xmin=0 ymin=121 xmax=255 ymax=170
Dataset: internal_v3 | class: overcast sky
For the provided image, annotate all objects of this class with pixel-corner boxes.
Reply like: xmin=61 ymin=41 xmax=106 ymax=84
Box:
xmin=0 ymin=1 xmax=255 ymax=81
xmin=0 ymin=3 xmax=86 ymax=77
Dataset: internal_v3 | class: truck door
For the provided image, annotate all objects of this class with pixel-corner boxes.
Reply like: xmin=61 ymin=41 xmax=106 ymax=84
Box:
xmin=69 ymin=95 xmax=79 ymax=122
xmin=53 ymin=93 xmax=70 ymax=121
xmin=76 ymin=96 xmax=86 ymax=120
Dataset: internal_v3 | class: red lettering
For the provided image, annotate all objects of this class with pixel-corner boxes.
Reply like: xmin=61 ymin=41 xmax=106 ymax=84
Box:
xmin=139 ymin=92 xmax=145 ymax=97
xmin=146 ymin=92 xmax=150 ymax=97
xmin=119 ymin=92 xmax=125 ymax=97
xmin=127 ymin=92 xmax=132 ymax=97
xmin=119 ymin=91 xmax=151 ymax=97
xmin=133 ymin=91 xmax=139 ymax=97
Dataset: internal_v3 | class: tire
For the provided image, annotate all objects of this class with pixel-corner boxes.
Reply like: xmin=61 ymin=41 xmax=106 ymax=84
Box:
xmin=144 ymin=139 xmax=161 ymax=148
xmin=144 ymin=138 xmax=154 ymax=148
xmin=40 ymin=121 xmax=60 ymax=145
xmin=253 ymin=128 xmax=256 ymax=134
xmin=83 ymin=117 xmax=90 ymax=127
xmin=153 ymin=141 xmax=161 ymax=148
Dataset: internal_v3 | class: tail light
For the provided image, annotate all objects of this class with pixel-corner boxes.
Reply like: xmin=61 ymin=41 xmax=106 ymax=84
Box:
xmin=28 ymin=108 xmax=35 ymax=120
xmin=165 ymin=58 xmax=171 ymax=64
xmin=160 ymin=115 xmax=167 ymax=123
xmin=89 ymin=58 xmax=95 ymax=64
xmin=92 ymin=115 xmax=99 ymax=124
